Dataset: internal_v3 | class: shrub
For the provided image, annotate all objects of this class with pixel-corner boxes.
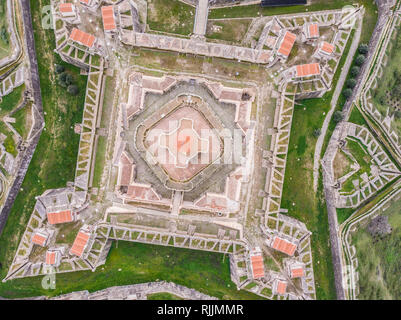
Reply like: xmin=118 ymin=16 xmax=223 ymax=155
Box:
xmin=346 ymin=78 xmax=357 ymax=88
xmin=351 ymin=66 xmax=360 ymax=77
xmin=358 ymin=44 xmax=369 ymax=55
xmin=343 ymin=88 xmax=353 ymax=99
xmin=55 ymin=64 xmax=65 ymax=74
xmin=333 ymin=110 xmax=344 ymax=123
xmin=355 ymin=55 xmax=366 ymax=66
xmin=313 ymin=129 xmax=321 ymax=137
xmin=67 ymin=85 xmax=79 ymax=96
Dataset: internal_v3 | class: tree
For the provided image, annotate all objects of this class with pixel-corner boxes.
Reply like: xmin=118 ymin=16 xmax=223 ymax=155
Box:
xmin=351 ymin=66 xmax=360 ymax=77
xmin=358 ymin=44 xmax=369 ymax=55
xmin=333 ymin=110 xmax=344 ymax=123
xmin=313 ymin=128 xmax=321 ymax=138
xmin=67 ymin=85 xmax=79 ymax=96
xmin=355 ymin=55 xmax=366 ymax=66
xmin=346 ymin=78 xmax=357 ymax=88
xmin=58 ymin=72 xmax=68 ymax=87
xmin=343 ymin=88 xmax=353 ymax=99
xmin=55 ymin=64 xmax=65 ymax=74
xmin=65 ymin=73 xmax=73 ymax=86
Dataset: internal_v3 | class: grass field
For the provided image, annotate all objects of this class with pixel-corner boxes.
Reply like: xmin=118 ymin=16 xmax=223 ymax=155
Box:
xmin=147 ymin=0 xmax=195 ymax=36
xmin=352 ymin=193 xmax=401 ymax=299
xmin=0 ymin=84 xmax=25 ymax=117
xmin=0 ymin=241 xmax=263 ymax=300
xmin=0 ymin=0 xmax=87 ymax=294
xmin=206 ymin=19 xmax=252 ymax=44
xmin=0 ymin=0 xmax=11 ymax=60
xmin=147 ymin=292 xmax=184 ymax=300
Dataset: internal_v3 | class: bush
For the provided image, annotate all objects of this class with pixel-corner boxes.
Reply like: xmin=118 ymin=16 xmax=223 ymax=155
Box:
xmin=313 ymin=128 xmax=321 ymax=138
xmin=355 ymin=55 xmax=366 ymax=66
xmin=351 ymin=66 xmax=360 ymax=77
xmin=358 ymin=44 xmax=369 ymax=55
xmin=346 ymin=78 xmax=357 ymax=88
xmin=343 ymin=88 xmax=353 ymax=99
xmin=67 ymin=85 xmax=79 ymax=96
xmin=55 ymin=64 xmax=65 ymax=74
xmin=65 ymin=74 xmax=73 ymax=86
xmin=333 ymin=110 xmax=344 ymax=123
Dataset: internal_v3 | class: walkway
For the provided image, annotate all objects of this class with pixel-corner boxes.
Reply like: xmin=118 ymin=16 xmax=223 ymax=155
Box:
xmin=193 ymin=0 xmax=209 ymax=37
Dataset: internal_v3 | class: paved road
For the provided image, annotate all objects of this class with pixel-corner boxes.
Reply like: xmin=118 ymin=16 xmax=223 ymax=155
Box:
xmin=322 ymin=0 xmax=393 ymax=300
xmin=0 ymin=0 xmax=44 ymax=235
xmin=193 ymin=0 xmax=209 ymax=36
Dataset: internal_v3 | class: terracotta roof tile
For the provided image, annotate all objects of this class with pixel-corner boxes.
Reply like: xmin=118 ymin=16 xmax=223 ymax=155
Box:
xmin=320 ymin=41 xmax=335 ymax=54
xmin=308 ymin=24 xmax=319 ymax=38
xmin=46 ymin=251 xmax=57 ymax=265
xmin=278 ymin=31 xmax=296 ymax=57
xmin=69 ymin=28 xmax=96 ymax=48
xmin=295 ymin=63 xmax=320 ymax=77
xmin=32 ymin=233 xmax=48 ymax=247
xmin=250 ymin=255 xmax=265 ymax=279
xmin=70 ymin=231 xmax=90 ymax=257
xmin=276 ymin=280 xmax=287 ymax=295
xmin=101 ymin=6 xmax=116 ymax=31
xmin=59 ymin=3 xmax=74 ymax=13
xmin=290 ymin=267 xmax=305 ymax=278
xmin=47 ymin=210 xmax=73 ymax=225
xmin=272 ymin=237 xmax=297 ymax=256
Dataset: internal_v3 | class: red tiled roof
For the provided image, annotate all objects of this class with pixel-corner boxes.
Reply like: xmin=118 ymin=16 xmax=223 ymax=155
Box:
xmin=250 ymin=255 xmax=265 ymax=279
xmin=295 ymin=63 xmax=320 ymax=78
xmin=101 ymin=6 xmax=116 ymax=31
xmin=291 ymin=267 xmax=305 ymax=278
xmin=69 ymin=28 xmax=96 ymax=48
xmin=32 ymin=233 xmax=47 ymax=247
xmin=272 ymin=237 xmax=297 ymax=256
xmin=46 ymin=251 xmax=57 ymax=265
xmin=308 ymin=24 xmax=319 ymax=38
xmin=47 ymin=210 xmax=73 ymax=225
xmin=320 ymin=41 xmax=335 ymax=54
xmin=276 ymin=280 xmax=287 ymax=295
xmin=70 ymin=231 xmax=90 ymax=257
xmin=59 ymin=3 xmax=74 ymax=13
xmin=278 ymin=31 xmax=296 ymax=57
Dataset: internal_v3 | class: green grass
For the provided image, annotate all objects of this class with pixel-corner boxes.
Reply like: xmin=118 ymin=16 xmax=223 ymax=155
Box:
xmin=147 ymin=292 xmax=184 ymax=300
xmin=12 ymin=102 xmax=32 ymax=140
xmin=147 ymin=0 xmax=195 ymax=36
xmin=0 ymin=0 xmax=87 ymax=292
xmin=0 ymin=85 xmax=25 ymax=117
xmin=92 ymin=136 xmax=106 ymax=188
xmin=206 ymin=19 xmax=252 ymax=44
xmin=352 ymin=193 xmax=401 ymax=299
xmin=0 ymin=241 xmax=263 ymax=300
xmin=0 ymin=122 xmax=17 ymax=157
xmin=0 ymin=0 xmax=11 ymax=60
xmin=337 ymin=208 xmax=356 ymax=224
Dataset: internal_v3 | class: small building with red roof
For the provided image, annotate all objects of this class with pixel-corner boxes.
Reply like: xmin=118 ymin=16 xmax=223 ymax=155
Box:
xmin=101 ymin=6 xmax=117 ymax=32
xmin=273 ymin=279 xmax=287 ymax=295
xmin=69 ymin=227 xmax=92 ymax=258
xmin=69 ymin=28 xmax=97 ymax=48
xmin=316 ymin=41 xmax=335 ymax=57
xmin=47 ymin=209 xmax=75 ymax=225
xmin=268 ymin=236 xmax=298 ymax=256
xmin=286 ymin=260 xmax=306 ymax=278
xmin=46 ymin=249 xmax=62 ymax=267
xmin=294 ymin=63 xmax=321 ymax=79
xmin=303 ymin=23 xmax=319 ymax=41
xmin=59 ymin=3 xmax=77 ymax=18
xmin=32 ymin=230 xmax=50 ymax=247
xmin=249 ymin=247 xmax=265 ymax=279
xmin=277 ymin=31 xmax=296 ymax=59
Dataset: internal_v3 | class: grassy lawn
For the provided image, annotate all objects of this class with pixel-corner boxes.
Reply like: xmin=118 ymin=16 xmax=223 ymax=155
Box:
xmin=0 ymin=0 xmax=86 ymax=292
xmin=0 ymin=84 xmax=25 ymax=117
xmin=147 ymin=292 xmax=184 ymax=300
xmin=352 ymin=193 xmax=401 ymax=299
xmin=210 ymin=0 xmax=377 ymax=20
xmin=206 ymin=19 xmax=252 ymax=44
xmin=0 ymin=0 xmax=11 ymax=60
xmin=0 ymin=241 xmax=263 ymax=299
xmin=147 ymin=0 xmax=195 ymax=36
xmin=12 ymin=102 xmax=32 ymax=140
